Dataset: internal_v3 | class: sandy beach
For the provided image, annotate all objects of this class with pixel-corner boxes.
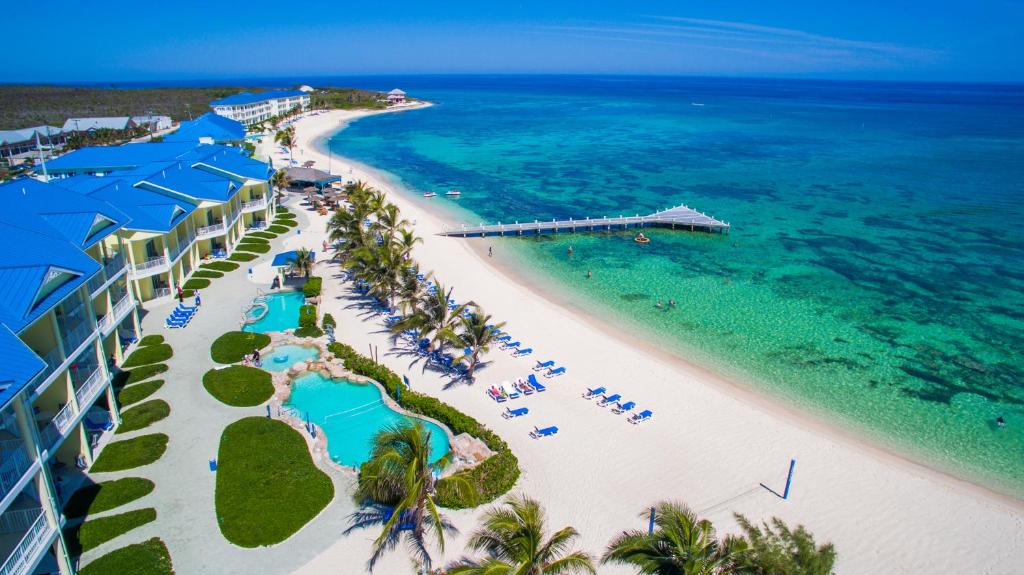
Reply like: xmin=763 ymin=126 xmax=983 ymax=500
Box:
xmin=260 ymin=106 xmax=1023 ymax=574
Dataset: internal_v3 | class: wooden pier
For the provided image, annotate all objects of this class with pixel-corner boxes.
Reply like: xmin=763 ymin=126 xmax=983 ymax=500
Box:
xmin=439 ymin=204 xmax=729 ymax=238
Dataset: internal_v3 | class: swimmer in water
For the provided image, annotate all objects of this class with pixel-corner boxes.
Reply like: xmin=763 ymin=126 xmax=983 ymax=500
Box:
xmin=586 ymin=270 xmax=592 ymax=279
xmin=655 ymin=300 xmax=663 ymax=308
xmin=669 ymin=299 xmax=676 ymax=307
xmin=997 ymin=416 xmax=1006 ymax=427
xmin=567 ymin=245 xmax=574 ymax=256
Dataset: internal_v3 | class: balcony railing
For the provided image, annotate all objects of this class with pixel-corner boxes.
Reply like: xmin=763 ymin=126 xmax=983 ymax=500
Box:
xmin=196 ymin=222 xmax=226 ymax=238
xmin=29 ymin=347 xmax=63 ymax=390
xmin=152 ymin=287 xmax=172 ymax=300
xmin=0 ymin=510 xmax=52 ymax=575
xmin=39 ymin=404 xmax=75 ymax=450
xmin=74 ymin=368 xmax=106 ymax=409
xmin=0 ymin=441 xmax=32 ymax=501
xmin=60 ymin=321 xmax=93 ymax=357
xmin=242 ymin=197 xmax=267 ymax=212
xmin=103 ymin=253 xmax=126 ymax=279
xmin=132 ymin=255 xmax=169 ymax=279
xmin=86 ymin=272 xmax=106 ymax=295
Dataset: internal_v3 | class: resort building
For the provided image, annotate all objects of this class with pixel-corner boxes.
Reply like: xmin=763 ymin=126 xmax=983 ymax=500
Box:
xmin=130 ymin=116 xmax=173 ymax=132
xmin=61 ymin=117 xmax=137 ymax=133
xmin=0 ymin=126 xmax=67 ymax=159
xmin=209 ymin=89 xmax=310 ymax=126
xmin=386 ymin=89 xmax=406 ymax=105
xmin=0 ymin=178 xmax=141 ymax=575
xmin=164 ymin=113 xmax=245 ymax=145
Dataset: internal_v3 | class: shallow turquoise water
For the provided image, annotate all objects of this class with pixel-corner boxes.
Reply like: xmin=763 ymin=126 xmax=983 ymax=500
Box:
xmin=242 ymin=291 xmax=305 ymax=333
xmin=285 ymin=372 xmax=451 ymax=468
xmin=328 ymin=77 xmax=1024 ymax=493
xmin=262 ymin=344 xmax=320 ymax=372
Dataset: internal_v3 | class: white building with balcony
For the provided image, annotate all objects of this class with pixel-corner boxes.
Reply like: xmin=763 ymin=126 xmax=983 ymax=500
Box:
xmin=209 ymin=89 xmax=310 ymax=126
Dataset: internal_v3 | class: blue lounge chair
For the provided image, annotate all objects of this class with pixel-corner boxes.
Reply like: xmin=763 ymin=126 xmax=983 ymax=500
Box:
xmin=502 ymin=341 xmax=521 ymax=350
xmin=487 ymin=387 xmax=506 ymax=403
xmin=530 ymin=426 xmax=559 ymax=439
xmin=629 ymin=410 xmax=653 ymax=424
xmin=514 ymin=379 xmax=534 ymax=395
xmin=527 ymin=374 xmax=546 ymax=392
xmin=503 ymin=407 xmax=529 ymax=419
xmin=497 ymin=335 xmax=512 ymax=342
xmin=612 ymin=401 xmax=636 ymax=414
xmin=582 ymin=386 xmax=606 ymax=399
xmin=545 ymin=366 xmax=566 ymax=378
xmin=501 ymin=382 xmax=520 ymax=400
xmin=513 ymin=348 xmax=533 ymax=356
xmin=533 ymin=360 xmax=555 ymax=371
xmin=598 ymin=393 xmax=622 ymax=407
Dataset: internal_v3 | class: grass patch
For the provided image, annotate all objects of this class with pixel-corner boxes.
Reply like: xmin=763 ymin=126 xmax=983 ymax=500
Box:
xmin=239 ymin=237 xmax=269 ymax=245
xmin=272 ymin=219 xmax=298 ymax=228
xmin=216 ymin=417 xmax=334 ymax=547
xmin=182 ymin=278 xmax=210 ymax=290
xmin=65 ymin=508 xmax=157 ymax=555
xmin=122 ymin=344 xmax=173 ymax=368
xmin=191 ymin=270 xmax=223 ymax=279
xmin=235 ymin=243 xmax=270 ymax=254
xmin=266 ymin=225 xmax=289 ymax=235
xmin=201 ymin=261 xmax=239 ymax=272
xmin=276 ymin=206 xmax=291 ymax=214
xmin=202 ymin=366 xmax=273 ymax=407
xmin=79 ymin=537 xmax=173 ymax=575
xmin=113 ymin=364 xmax=169 ymax=389
xmin=63 ymin=478 xmax=155 ymax=519
xmin=116 ymin=400 xmax=171 ymax=434
xmin=228 ymin=252 xmax=258 ymax=262
xmin=117 ymin=380 xmax=164 ymax=407
xmin=210 ymin=331 xmax=271 ymax=364
xmin=91 ymin=434 xmax=169 ymax=473
xmin=138 ymin=335 xmax=164 ymax=346
xmin=247 ymin=231 xmax=277 ymax=239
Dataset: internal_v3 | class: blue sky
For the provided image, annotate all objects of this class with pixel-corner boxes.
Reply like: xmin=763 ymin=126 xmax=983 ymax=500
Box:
xmin=8 ymin=0 xmax=1023 ymax=82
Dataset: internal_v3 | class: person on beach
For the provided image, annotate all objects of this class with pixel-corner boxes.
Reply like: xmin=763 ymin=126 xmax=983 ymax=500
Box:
xmin=194 ymin=290 xmax=202 ymax=307
xmin=176 ymin=286 xmax=184 ymax=304
xmin=322 ymin=240 xmax=328 ymax=252
xmin=488 ymin=246 xmax=493 ymax=257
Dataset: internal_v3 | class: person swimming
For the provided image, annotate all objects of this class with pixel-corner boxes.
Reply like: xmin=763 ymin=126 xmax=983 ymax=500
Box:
xmin=586 ymin=270 xmax=592 ymax=279
xmin=668 ymin=299 xmax=676 ymax=307
xmin=655 ymin=300 xmax=663 ymax=308
xmin=997 ymin=416 xmax=1006 ymax=427
xmin=567 ymin=245 xmax=574 ymax=256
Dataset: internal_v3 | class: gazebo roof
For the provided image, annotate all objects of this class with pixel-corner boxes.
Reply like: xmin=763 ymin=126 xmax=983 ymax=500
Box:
xmin=271 ymin=250 xmax=316 ymax=268
xmin=284 ymin=166 xmax=339 ymax=184
xmin=388 ymin=89 xmax=406 ymax=95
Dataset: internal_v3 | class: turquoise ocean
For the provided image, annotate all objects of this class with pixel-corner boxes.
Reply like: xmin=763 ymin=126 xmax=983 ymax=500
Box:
xmin=325 ymin=76 xmax=1024 ymax=494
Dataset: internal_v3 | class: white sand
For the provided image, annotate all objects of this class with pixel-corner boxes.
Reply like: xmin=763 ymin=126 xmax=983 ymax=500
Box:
xmin=271 ymin=107 xmax=1024 ymax=574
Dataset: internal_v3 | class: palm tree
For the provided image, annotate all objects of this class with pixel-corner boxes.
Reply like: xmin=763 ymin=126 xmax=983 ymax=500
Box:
xmin=451 ymin=310 xmax=504 ymax=381
xmin=447 ymin=494 xmax=596 ymax=575
xmin=392 ymin=283 xmax=471 ymax=355
xmin=348 ymin=243 xmax=404 ymax=308
xmin=393 ymin=228 xmax=422 ymax=261
xmin=271 ymin=168 xmax=290 ymax=192
xmin=275 ymin=125 xmax=296 ymax=164
xmin=602 ymin=502 xmax=739 ymax=575
xmin=288 ymin=247 xmax=315 ymax=278
xmin=397 ymin=265 xmax=431 ymax=317
xmin=728 ymin=515 xmax=835 ymax=575
xmin=346 ymin=422 xmax=473 ymax=572
xmin=374 ymin=202 xmax=409 ymax=243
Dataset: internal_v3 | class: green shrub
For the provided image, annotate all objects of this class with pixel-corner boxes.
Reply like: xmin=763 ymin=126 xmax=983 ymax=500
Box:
xmin=297 ymin=304 xmax=319 ymax=335
xmin=216 ymin=417 xmax=334 ymax=547
xmin=91 ymin=434 xmax=169 ymax=473
xmin=182 ymin=278 xmax=211 ymax=290
xmin=63 ymin=478 xmax=155 ymax=519
xmin=64 ymin=508 xmax=157 ymax=555
xmin=266 ymin=225 xmax=289 ymax=234
xmin=321 ymin=313 xmax=336 ymax=329
xmin=210 ymin=331 xmax=271 ymax=364
xmin=113 ymin=364 xmax=168 ymax=389
xmin=248 ymin=231 xmax=277 ymax=239
xmin=327 ymin=342 xmax=519 ymax=508
xmin=117 ymin=380 xmax=164 ymax=407
xmin=122 ymin=344 xmax=173 ymax=368
xmin=79 ymin=537 xmax=173 ymax=575
xmin=293 ymin=325 xmax=323 ymax=338
xmin=138 ymin=335 xmax=164 ymax=346
xmin=228 ymin=252 xmax=259 ymax=262
xmin=203 ymin=366 xmax=273 ymax=407
xmin=191 ymin=270 xmax=223 ymax=279
xmin=302 ymin=276 xmax=322 ymax=298
xmin=117 ymin=400 xmax=171 ymax=434
xmin=201 ymin=261 xmax=239 ymax=272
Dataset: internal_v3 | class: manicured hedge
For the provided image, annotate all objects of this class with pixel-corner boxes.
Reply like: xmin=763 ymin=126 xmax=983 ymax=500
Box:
xmin=228 ymin=252 xmax=259 ymax=262
xmin=201 ymin=261 xmax=239 ymax=272
xmin=210 ymin=331 xmax=271 ymax=364
xmin=191 ymin=270 xmax=223 ymax=279
xmin=202 ymin=366 xmax=273 ymax=407
xmin=116 ymin=400 xmax=171 ymax=434
xmin=122 ymin=344 xmax=173 ymax=368
xmin=266 ymin=225 xmax=289 ymax=234
xmin=78 ymin=537 xmax=173 ymax=575
xmin=215 ymin=417 xmax=334 ymax=547
xmin=117 ymin=380 xmax=164 ymax=407
xmin=63 ymin=478 xmax=155 ymax=518
xmin=327 ymin=342 xmax=519 ymax=508
xmin=91 ymin=434 xmax=169 ymax=473
xmin=248 ymin=231 xmax=277 ymax=240
xmin=65 ymin=508 xmax=157 ymax=554
xmin=113 ymin=364 xmax=169 ymax=389
xmin=302 ymin=276 xmax=322 ymax=298
xmin=321 ymin=313 xmax=336 ymax=329
xmin=138 ymin=335 xmax=164 ymax=346
xmin=182 ymin=278 xmax=211 ymax=290
xmin=235 ymin=243 xmax=271 ymax=254
xmin=295 ymin=304 xmax=322 ymax=337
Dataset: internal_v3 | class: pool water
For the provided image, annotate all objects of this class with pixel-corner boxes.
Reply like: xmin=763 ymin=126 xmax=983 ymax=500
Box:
xmin=262 ymin=345 xmax=321 ymax=372
xmin=285 ymin=372 xmax=451 ymax=468
xmin=243 ymin=291 xmax=306 ymax=333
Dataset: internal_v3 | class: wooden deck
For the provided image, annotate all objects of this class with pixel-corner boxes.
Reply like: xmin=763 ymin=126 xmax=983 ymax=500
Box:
xmin=440 ymin=204 xmax=730 ymax=238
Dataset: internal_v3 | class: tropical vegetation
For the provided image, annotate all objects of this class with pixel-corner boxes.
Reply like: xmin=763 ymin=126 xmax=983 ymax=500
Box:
xmin=729 ymin=514 xmax=837 ymax=575
xmin=78 ymin=537 xmax=174 ymax=575
xmin=290 ymin=248 xmax=316 ymax=279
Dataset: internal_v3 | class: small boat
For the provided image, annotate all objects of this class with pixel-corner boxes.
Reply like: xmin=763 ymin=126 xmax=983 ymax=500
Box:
xmin=691 ymin=102 xmax=705 ymax=107
xmin=445 ymin=189 xmax=462 ymax=197
xmin=423 ymin=192 xmax=437 ymax=198
xmin=635 ymin=233 xmax=651 ymax=244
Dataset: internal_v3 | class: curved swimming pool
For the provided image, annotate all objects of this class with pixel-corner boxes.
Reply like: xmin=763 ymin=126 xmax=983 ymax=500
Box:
xmin=285 ymin=372 xmax=451 ymax=468
xmin=243 ymin=291 xmax=305 ymax=333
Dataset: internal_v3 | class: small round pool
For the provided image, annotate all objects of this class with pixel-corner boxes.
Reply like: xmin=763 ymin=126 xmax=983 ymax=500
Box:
xmin=262 ymin=345 xmax=321 ymax=372
xmin=243 ymin=291 xmax=306 ymax=333
xmin=285 ymin=372 xmax=451 ymax=468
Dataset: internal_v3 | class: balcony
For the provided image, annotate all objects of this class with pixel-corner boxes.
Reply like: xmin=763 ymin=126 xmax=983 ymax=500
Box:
xmin=103 ymin=253 xmax=127 ymax=279
xmin=0 ymin=510 xmax=54 ymax=575
xmin=59 ymin=321 xmax=93 ymax=358
xmin=152 ymin=287 xmax=172 ymax=300
xmin=28 ymin=348 xmax=63 ymax=391
xmin=131 ymin=255 xmax=170 ymax=279
xmin=74 ymin=368 xmax=107 ymax=409
xmin=85 ymin=272 xmax=105 ymax=296
xmin=0 ymin=442 xmax=32 ymax=502
xmin=169 ymin=233 xmax=196 ymax=262
xmin=196 ymin=222 xmax=226 ymax=240
xmin=242 ymin=197 xmax=267 ymax=212
xmin=38 ymin=404 xmax=75 ymax=451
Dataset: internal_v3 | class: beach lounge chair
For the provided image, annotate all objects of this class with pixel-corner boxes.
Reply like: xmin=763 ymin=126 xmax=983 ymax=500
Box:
xmin=487 ymin=387 xmax=506 ymax=403
xmin=502 ymin=341 xmax=521 ymax=350
xmin=628 ymin=410 xmax=653 ymax=424
xmin=530 ymin=426 xmax=559 ymax=439
xmin=496 ymin=335 xmax=512 ymax=342
xmin=545 ymin=366 xmax=566 ymax=378
xmin=598 ymin=393 xmax=622 ymax=407
xmin=503 ymin=407 xmax=529 ymax=419
xmin=533 ymin=360 xmax=555 ymax=371
xmin=501 ymin=382 xmax=520 ymax=400
xmin=513 ymin=347 xmax=533 ymax=356
xmin=527 ymin=374 xmax=546 ymax=392
xmin=612 ymin=401 xmax=636 ymax=414
xmin=582 ymin=386 xmax=606 ymax=399
xmin=515 ymin=379 xmax=534 ymax=395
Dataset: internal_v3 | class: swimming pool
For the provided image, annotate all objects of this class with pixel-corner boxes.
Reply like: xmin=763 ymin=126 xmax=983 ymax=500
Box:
xmin=285 ymin=372 xmax=451 ymax=468
xmin=262 ymin=344 xmax=321 ymax=372
xmin=243 ymin=291 xmax=305 ymax=333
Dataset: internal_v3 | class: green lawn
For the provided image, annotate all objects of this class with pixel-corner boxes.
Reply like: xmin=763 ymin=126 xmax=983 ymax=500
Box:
xmin=91 ymin=434 xmax=168 ymax=472
xmin=234 ymin=243 xmax=270 ymax=254
xmin=215 ymin=418 xmax=334 ymax=547
xmin=122 ymin=344 xmax=173 ymax=368
xmin=182 ymin=278 xmax=211 ymax=290
xmin=117 ymin=380 xmax=164 ymax=407
xmin=116 ymin=400 xmax=171 ymax=434
xmin=228 ymin=252 xmax=258 ymax=262
xmin=113 ymin=364 xmax=169 ymax=389
xmin=210 ymin=331 xmax=271 ymax=363
xmin=200 ymin=261 xmax=239 ymax=272
xmin=64 ymin=508 xmax=157 ymax=555
xmin=191 ymin=270 xmax=223 ymax=279
xmin=239 ymin=236 xmax=269 ymax=245
xmin=265 ymin=225 xmax=289 ymax=235
xmin=247 ymin=231 xmax=277 ymax=239
xmin=272 ymin=219 xmax=298 ymax=228
xmin=203 ymin=366 xmax=273 ymax=407
xmin=79 ymin=537 xmax=174 ymax=575
xmin=63 ymin=478 xmax=155 ymax=519
xmin=138 ymin=335 xmax=164 ymax=346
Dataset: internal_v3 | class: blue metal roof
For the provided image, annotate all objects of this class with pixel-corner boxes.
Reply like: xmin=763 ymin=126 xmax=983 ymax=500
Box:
xmin=0 ymin=178 xmax=130 ymax=248
xmin=164 ymin=113 xmax=245 ymax=143
xmin=46 ymin=142 xmax=198 ymax=174
xmin=62 ymin=176 xmax=196 ymax=233
xmin=209 ymin=89 xmax=307 ymax=107
xmin=0 ymin=324 xmax=44 ymax=408
xmin=271 ymin=250 xmax=316 ymax=267
xmin=190 ymin=146 xmax=274 ymax=182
